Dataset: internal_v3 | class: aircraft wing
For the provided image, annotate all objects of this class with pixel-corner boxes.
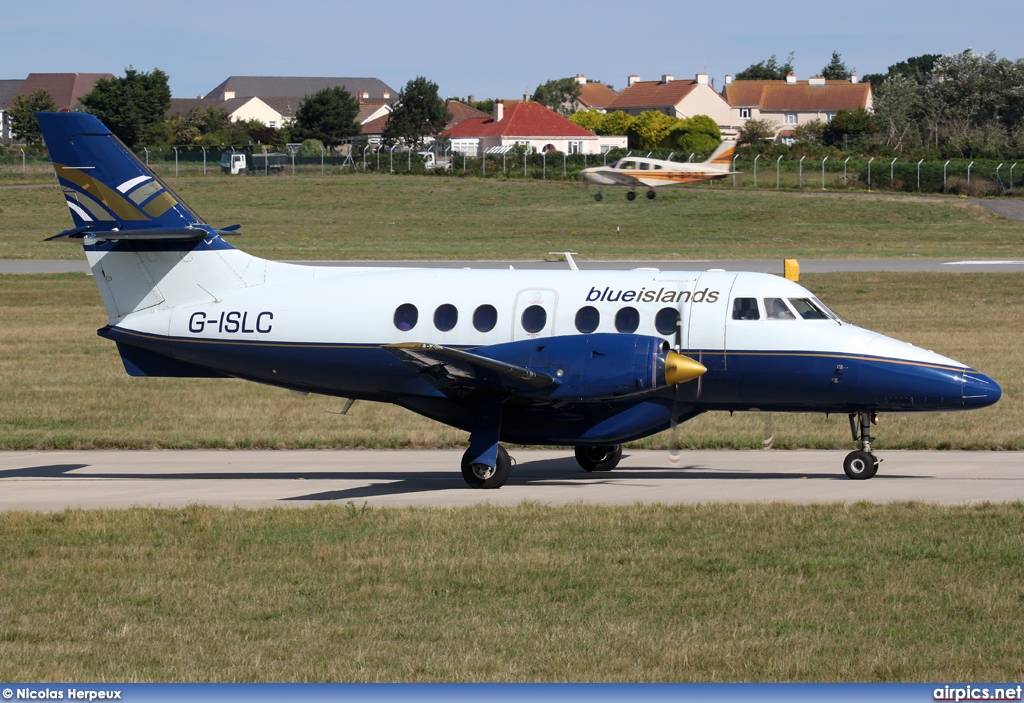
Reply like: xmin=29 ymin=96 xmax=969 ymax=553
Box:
xmin=581 ymin=168 xmax=644 ymax=187
xmin=384 ymin=342 xmax=555 ymax=395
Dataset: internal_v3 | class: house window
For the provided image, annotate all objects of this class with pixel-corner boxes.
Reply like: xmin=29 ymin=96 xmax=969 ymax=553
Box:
xmin=785 ymin=113 xmax=798 ymax=125
xmin=826 ymin=112 xmax=836 ymax=122
xmin=268 ymin=121 xmax=278 ymax=128
xmin=567 ymin=141 xmax=583 ymax=154
xmin=739 ymin=108 xmax=751 ymax=119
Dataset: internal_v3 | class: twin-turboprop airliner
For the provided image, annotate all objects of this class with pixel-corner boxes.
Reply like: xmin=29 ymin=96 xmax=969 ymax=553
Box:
xmin=37 ymin=112 xmax=1001 ymax=489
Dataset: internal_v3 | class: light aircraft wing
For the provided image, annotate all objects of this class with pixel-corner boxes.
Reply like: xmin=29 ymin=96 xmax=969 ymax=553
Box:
xmin=384 ymin=342 xmax=555 ymax=395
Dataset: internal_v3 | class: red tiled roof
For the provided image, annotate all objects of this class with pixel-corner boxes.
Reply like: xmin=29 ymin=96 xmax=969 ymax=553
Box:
xmin=11 ymin=73 xmax=113 ymax=110
xmin=444 ymin=101 xmax=596 ymax=139
xmin=445 ymin=100 xmax=491 ymax=126
xmin=577 ymin=82 xmax=617 ymax=109
xmin=725 ymin=80 xmax=872 ymax=112
xmin=360 ymin=113 xmax=389 ymax=135
xmin=606 ymin=80 xmax=699 ymax=110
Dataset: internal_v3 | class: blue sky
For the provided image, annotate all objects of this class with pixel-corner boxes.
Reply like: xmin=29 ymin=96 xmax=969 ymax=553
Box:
xmin=4 ymin=0 xmax=1023 ymax=100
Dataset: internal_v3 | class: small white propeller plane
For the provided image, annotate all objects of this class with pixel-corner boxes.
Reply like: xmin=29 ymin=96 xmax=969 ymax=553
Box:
xmin=37 ymin=113 xmax=1001 ymax=489
xmin=580 ymin=141 xmax=738 ymax=201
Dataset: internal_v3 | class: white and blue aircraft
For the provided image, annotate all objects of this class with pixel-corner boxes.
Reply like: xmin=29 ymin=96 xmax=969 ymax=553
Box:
xmin=37 ymin=112 xmax=1001 ymax=489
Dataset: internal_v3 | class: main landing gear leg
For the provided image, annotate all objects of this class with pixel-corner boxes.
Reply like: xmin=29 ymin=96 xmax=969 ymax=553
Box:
xmin=574 ymin=445 xmax=623 ymax=472
xmin=461 ymin=394 xmax=512 ymax=489
xmin=844 ymin=412 xmax=880 ymax=480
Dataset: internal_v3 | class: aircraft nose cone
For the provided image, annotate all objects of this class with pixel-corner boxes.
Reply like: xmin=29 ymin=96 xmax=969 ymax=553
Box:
xmin=962 ymin=372 xmax=1001 ymax=408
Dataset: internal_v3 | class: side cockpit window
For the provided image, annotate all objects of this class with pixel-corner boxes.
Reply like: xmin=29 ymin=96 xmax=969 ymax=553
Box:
xmin=732 ymin=297 xmax=760 ymax=320
xmin=788 ymin=298 xmax=829 ymax=320
xmin=764 ymin=298 xmax=796 ymax=320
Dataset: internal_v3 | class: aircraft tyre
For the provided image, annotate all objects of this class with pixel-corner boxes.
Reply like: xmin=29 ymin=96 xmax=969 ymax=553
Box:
xmin=594 ymin=193 xmax=603 ymax=202
xmin=461 ymin=445 xmax=512 ymax=489
xmin=843 ymin=450 xmax=878 ymax=480
xmin=646 ymin=189 xmax=656 ymax=200
xmin=575 ymin=444 xmax=623 ymax=472
xmin=626 ymin=191 xmax=637 ymax=201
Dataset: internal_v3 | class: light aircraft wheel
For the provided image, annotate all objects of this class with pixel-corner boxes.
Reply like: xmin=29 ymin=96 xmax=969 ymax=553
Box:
xmin=575 ymin=444 xmax=622 ymax=472
xmin=461 ymin=445 xmax=512 ymax=489
xmin=843 ymin=450 xmax=878 ymax=480
xmin=646 ymin=189 xmax=656 ymax=200
xmin=626 ymin=191 xmax=637 ymax=201
xmin=594 ymin=193 xmax=603 ymax=202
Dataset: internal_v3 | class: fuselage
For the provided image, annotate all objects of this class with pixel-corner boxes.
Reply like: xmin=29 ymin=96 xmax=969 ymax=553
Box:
xmin=581 ymin=157 xmax=730 ymax=187
xmin=95 ymin=239 xmax=1000 ymax=445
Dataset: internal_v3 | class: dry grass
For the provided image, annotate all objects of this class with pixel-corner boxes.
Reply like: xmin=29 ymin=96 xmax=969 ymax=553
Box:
xmin=0 ymin=272 xmax=1019 ymax=451
xmin=0 ymin=502 xmax=1022 ymax=681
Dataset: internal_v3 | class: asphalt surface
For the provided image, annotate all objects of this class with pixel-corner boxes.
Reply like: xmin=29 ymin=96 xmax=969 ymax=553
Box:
xmin=1 ymin=449 xmax=1021 ymax=510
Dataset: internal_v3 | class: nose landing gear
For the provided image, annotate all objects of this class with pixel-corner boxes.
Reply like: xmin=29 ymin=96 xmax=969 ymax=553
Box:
xmin=844 ymin=412 xmax=880 ymax=479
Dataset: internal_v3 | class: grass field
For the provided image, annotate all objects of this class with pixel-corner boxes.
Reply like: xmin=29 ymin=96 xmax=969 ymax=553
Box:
xmin=1 ymin=176 xmax=1022 ymax=261
xmin=0 ymin=502 xmax=1022 ymax=682
xmin=0 ymin=272 xmax=1019 ymax=451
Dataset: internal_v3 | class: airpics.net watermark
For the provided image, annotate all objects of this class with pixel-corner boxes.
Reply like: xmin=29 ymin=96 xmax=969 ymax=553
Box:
xmin=934 ymin=685 xmax=1024 ymax=701
xmin=3 ymin=690 xmax=121 ymax=701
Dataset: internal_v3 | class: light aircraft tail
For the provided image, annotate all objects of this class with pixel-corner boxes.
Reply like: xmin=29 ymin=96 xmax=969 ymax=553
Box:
xmin=37 ymin=112 xmax=259 ymax=322
xmin=704 ymin=140 xmax=736 ymax=168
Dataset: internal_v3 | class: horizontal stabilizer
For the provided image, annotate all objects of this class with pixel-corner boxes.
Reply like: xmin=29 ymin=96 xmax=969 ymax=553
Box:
xmin=384 ymin=342 xmax=555 ymax=395
xmin=45 ymin=225 xmax=241 ymax=242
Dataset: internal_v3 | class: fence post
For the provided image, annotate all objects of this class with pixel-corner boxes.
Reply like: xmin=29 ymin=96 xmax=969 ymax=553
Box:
xmin=890 ymin=157 xmax=897 ymax=189
xmin=144 ymin=147 xmax=149 ymax=166
xmin=482 ymin=151 xmax=486 ymax=177
xmin=732 ymin=155 xmax=738 ymax=186
xmin=776 ymin=155 xmax=783 ymax=189
xmin=201 ymin=147 xmax=207 ymax=176
xmin=867 ymin=157 xmax=874 ymax=190
xmin=821 ymin=156 xmax=828 ymax=189
xmin=524 ymin=149 xmax=527 ymax=177
xmin=967 ymin=161 xmax=974 ymax=193
xmin=542 ymin=151 xmax=546 ymax=180
xmin=843 ymin=156 xmax=850 ymax=184
xmin=1011 ymin=163 xmax=1017 ymax=190
xmin=174 ymin=147 xmax=178 ymax=177
xmin=917 ymin=159 xmax=923 ymax=191
xmin=563 ymin=151 xmax=567 ymax=178
xmin=996 ymin=163 xmax=1004 ymax=195
xmin=799 ymin=156 xmax=805 ymax=188
xmin=943 ymin=161 xmax=950 ymax=193
xmin=291 ymin=150 xmax=295 ymax=176
xmin=408 ymin=148 xmax=412 ymax=173
xmin=753 ymin=154 xmax=760 ymax=187
xmin=21 ymin=149 xmax=25 ymax=175
xmin=321 ymin=146 xmax=325 ymax=176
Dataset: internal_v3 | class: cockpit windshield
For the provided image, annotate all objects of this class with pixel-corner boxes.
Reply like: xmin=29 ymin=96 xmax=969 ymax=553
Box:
xmin=788 ymin=298 xmax=830 ymax=320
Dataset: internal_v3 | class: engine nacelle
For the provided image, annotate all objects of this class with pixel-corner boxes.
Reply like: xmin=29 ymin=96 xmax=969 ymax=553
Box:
xmin=473 ymin=333 xmax=704 ymax=401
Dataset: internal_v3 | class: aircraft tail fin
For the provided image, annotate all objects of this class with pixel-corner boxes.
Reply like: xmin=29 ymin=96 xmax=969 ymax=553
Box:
xmin=37 ymin=111 xmax=209 ymax=237
xmin=704 ymin=140 xmax=737 ymax=168
xmin=37 ymin=112 xmax=260 ymax=322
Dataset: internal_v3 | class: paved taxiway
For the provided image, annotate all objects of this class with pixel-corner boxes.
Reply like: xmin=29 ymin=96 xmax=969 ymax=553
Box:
xmin=1 ymin=450 xmax=1021 ymax=511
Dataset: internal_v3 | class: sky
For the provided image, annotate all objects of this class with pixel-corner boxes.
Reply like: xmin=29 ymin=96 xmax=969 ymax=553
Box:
xmin=4 ymin=0 xmax=1024 ymax=100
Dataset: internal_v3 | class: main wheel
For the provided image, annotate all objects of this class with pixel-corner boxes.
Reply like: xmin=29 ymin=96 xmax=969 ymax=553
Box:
xmin=646 ymin=189 xmax=656 ymax=200
xmin=594 ymin=193 xmax=603 ymax=202
xmin=461 ymin=445 xmax=512 ymax=489
xmin=626 ymin=191 xmax=637 ymax=201
xmin=575 ymin=444 xmax=622 ymax=472
xmin=843 ymin=450 xmax=878 ymax=480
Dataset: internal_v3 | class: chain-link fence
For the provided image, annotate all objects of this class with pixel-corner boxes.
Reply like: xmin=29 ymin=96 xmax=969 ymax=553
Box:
xmin=1 ymin=142 xmax=1019 ymax=197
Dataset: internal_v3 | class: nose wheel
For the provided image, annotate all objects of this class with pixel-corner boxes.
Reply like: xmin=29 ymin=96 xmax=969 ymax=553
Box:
xmin=844 ymin=412 xmax=880 ymax=479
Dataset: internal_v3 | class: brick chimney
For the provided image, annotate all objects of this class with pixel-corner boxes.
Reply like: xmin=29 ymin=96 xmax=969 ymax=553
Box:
xmin=725 ymin=74 xmax=733 ymax=86
xmin=850 ymin=74 xmax=859 ymax=84
xmin=495 ymin=99 xmax=504 ymax=122
xmin=223 ymin=88 xmax=235 ymax=100
xmin=785 ymin=72 xmax=797 ymax=84
xmin=661 ymin=74 xmax=674 ymax=84
xmin=696 ymin=72 xmax=709 ymax=85
xmin=627 ymin=74 xmax=640 ymax=87
xmin=809 ymin=76 xmax=826 ymax=87
xmin=575 ymin=74 xmax=586 ymax=85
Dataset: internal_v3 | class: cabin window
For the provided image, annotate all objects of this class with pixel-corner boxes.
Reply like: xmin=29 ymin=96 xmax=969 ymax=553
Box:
xmin=764 ymin=298 xmax=796 ymax=320
xmin=434 ymin=303 xmax=458 ymax=331
xmin=654 ymin=307 xmax=679 ymax=335
xmin=521 ymin=305 xmax=547 ymax=334
xmin=639 ymin=162 xmax=650 ymax=171
xmin=615 ymin=307 xmax=640 ymax=333
xmin=473 ymin=304 xmax=497 ymax=332
xmin=732 ymin=298 xmax=760 ymax=320
xmin=575 ymin=306 xmax=600 ymax=334
xmin=788 ymin=298 xmax=829 ymax=320
xmin=394 ymin=303 xmax=418 ymax=331
xmin=619 ymin=161 xmax=636 ymax=170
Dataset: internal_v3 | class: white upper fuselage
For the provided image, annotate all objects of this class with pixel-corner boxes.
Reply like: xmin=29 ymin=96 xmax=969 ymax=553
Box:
xmin=581 ymin=157 xmax=731 ymax=188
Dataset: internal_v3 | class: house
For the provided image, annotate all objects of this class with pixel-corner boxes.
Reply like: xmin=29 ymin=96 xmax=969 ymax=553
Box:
xmin=167 ymin=96 xmax=291 ymax=128
xmin=204 ymin=76 xmax=398 ymax=105
xmin=443 ymin=100 xmax=626 ymax=157
xmin=605 ymin=73 xmax=736 ymax=136
xmin=573 ymin=74 xmax=617 ymax=113
xmin=0 ymin=79 xmax=23 ymax=142
xmin=722 ymin=73 xmax=873 ymax=143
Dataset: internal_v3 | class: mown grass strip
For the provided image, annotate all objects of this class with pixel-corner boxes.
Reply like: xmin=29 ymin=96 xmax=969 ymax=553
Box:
xmin=0 ymin=502 xmax=1021 ymax=682
xmin=2 ymin=176 xmax=1022 ymax=261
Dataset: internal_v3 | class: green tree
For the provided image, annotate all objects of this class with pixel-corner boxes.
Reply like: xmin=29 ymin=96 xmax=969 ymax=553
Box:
xmin=8 ymin=88 xmax=58 ymax=147
xmin=822 ymin=109 xmax=879 ymax=147
xmin=597 ymin=111 xmax=635 ymax=136
xmin=737 ymin=117 xmax=778 ymax=145
xmin=821 ymin=51 xmax=853 ymax=80
xmin=791 ymin=118 xmax=826 ymax=145
xmin=80 ymin=67 xmax=172 ymax=147
xmin=665 ymin=115 xmax=721 ymax=154
xmin=382 ymin=76 xmax=452 ymax=148
xmin=291 ymin=86 xmax=361 ymax=147
xmin=532 ymin=77 xmax=582 ymax=116
xmin=626 ymin=111 xmax=677 ymax=149
xmin=873 ymin=75 xmax=922 ymax=151
xmin=169 ymin=105 xmax=231 ymax=145
xmin=864 ymin=54 xmax=940 ymax=87
xmin=735 ymin=53 xmax=795 ymax=81
xmin=568 ymin=109 xmax=602 ymax=132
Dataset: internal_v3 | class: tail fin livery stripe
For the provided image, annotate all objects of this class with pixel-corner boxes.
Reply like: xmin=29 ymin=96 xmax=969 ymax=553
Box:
xmin=128 ymin=181 xmax=162 ymax=205
xmin=117 ymin=175 xmax=152 ymax=193
xmin=55 ymin=163 xmax=149 ymax=221
xmin=142 ymin=192 xmax=178 ymax=217
xmin=709 ymin=146 xmax=735 ymax=166
xmin=62 ymin=186 xmax=115 ymax=222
